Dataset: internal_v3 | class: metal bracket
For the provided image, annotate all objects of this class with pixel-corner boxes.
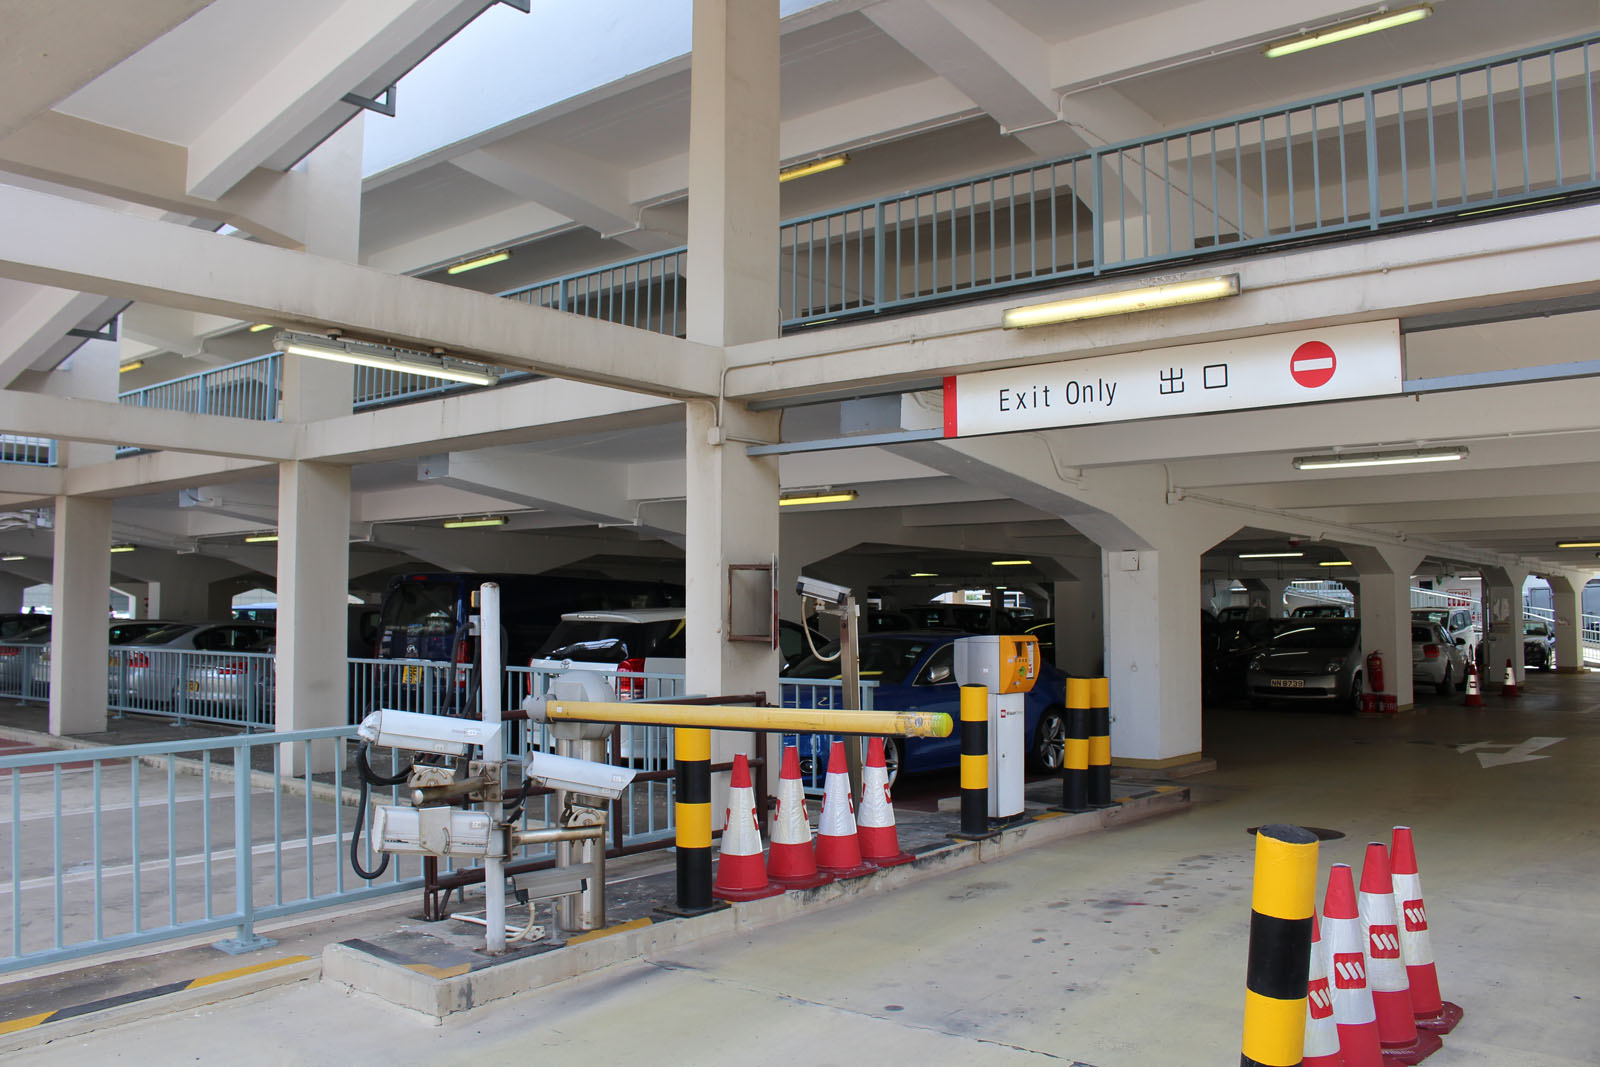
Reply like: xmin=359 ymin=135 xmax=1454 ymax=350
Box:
xmin=342 ymin=84 xmax=396 ymax=118
xmin=67 ymin=319 xmax=119 ymax=342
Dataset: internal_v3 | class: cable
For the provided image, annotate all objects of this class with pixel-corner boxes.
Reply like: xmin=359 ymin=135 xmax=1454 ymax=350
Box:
xmin=799 ymin=595 xmax=841 ymax=662
xmin=349 ymin=741 xmax=411 ymax=881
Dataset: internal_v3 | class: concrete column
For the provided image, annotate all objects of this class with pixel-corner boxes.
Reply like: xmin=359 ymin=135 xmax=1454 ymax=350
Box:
xmin=0 ymin=572 xmax=25 ymax=613
xmin=1548 ymin=575 xmax=1584 ymax=674
xmin=1345 ymin=547 xmax=1425 ymax=711
xmin=1483 ymin=565 xmax=1529 ymax=687
xmin=275 ymin=462 xmax=351 ymax=773
xmin=48 ymin=495 xmax=111 ymax=735
xmin=684 ymin=0 xmax=781 ymax=827
xmin=1259 ymin=578 xmax=1291 ymax=617
xmin=1051 ymin=567 xmax=1103 ymax=675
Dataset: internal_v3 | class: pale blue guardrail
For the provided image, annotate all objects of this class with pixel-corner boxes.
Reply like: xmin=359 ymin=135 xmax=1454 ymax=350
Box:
xmin=0 ymin=726 xmax=419 ymax=975
xmin=779 ymin=678 xmax=881 ymax=795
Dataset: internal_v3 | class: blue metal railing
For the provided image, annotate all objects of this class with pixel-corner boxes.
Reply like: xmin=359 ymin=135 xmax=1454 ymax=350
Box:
xmin=118 ymin=352 xmax=282 ymax=420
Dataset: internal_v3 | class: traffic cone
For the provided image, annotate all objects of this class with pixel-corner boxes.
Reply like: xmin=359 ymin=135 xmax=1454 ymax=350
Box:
xmin=814 ymin=739 xmax=875 ymax=878
xmin=1304 ymin=913 xmax=1344 ymax=1067
xmin=711 ymin=754 xmax=784 ymax=902
xmin=1462 ymin=661 xmax=1483 ymax=708
xmin=1390 ymin=828 xmax=1463 ymax=1035
xmin=856 ymin=737 xmax=913 ymax=867
xmin=766 ymin=743 xmax=831 ymax=889
xmin=1501 ymin=660 xmax=1518 ymax=698
xmin=1358 ymin=843 xmax=1443 ymax=1063
xmin=1324 ymin=863 xmax=1384 ymax=1067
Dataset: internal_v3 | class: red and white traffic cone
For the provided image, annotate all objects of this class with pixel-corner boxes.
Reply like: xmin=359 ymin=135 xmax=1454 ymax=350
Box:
xmin=1324 ymin=863 xmax=1384 ymax=1067
xmin=1501 ymin=660 xmax=1519 ymax=698
xmin=1304 ymin=912 xmax=1344 ymax=1067
xmin=1391 ymin=827 xmax=1463 ymax=1035
xmin=814 ymin=739 xmax=875 ymax=878
xmin=1462 ymin=661 xmax=1483 ymax=708
xmin=766 ymin=743 xmax=832 ymax=890
xmin=711 ymin=753 xmax=783 ymax=902
xmin=1358 ymin=842 xmax=1443 ymax=1063
xmin=856 ymin=737 xmax=914 ymax=867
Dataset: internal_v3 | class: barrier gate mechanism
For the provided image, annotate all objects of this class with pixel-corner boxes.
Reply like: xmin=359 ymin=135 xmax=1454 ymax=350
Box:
xmin=953 ymin=634 xmax=1040 ymax=822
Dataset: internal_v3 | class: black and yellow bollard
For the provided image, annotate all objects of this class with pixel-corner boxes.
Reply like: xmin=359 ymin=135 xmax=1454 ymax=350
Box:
xmin=672 ymin=726 xmax=714 ymax=913
xmin=1240 ymin=823 xmax=1319 ymax=1067
xmin=950 ymin=684 xmax=994 ymax=840
xmin=1088 ymin=676 xmax=1113 ymax=808
xmin=1059 ymin=677 xmax=1091 ymax=813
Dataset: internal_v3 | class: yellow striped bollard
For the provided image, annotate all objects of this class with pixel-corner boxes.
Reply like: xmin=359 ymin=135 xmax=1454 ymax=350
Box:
xmin=1060 ymin=677 xmax=1091 ymax=813
xmin=951 ymin=684 xmax=992 ymax=839
xmin=1241 ymin=823 xmax=1319 ymax=1067
xmin=1088 ymin=676 xmax=1113 ymax=808
xmin=673 ymin=726 xmax=713 ymax=912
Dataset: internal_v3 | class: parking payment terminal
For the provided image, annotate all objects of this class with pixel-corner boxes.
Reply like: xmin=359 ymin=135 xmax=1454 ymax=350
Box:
xmin=953 ymin=634 xmax=1040 ymax=821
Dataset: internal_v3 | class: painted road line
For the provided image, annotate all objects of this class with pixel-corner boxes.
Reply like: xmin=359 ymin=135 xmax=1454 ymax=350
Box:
xmin=565 ymin=917 xmax=654 ymax=945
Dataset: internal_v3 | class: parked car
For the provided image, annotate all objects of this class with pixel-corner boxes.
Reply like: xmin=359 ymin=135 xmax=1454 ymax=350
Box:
xmin=29 ymin=619 xmax=186 ymax=696
xmin=0 ymin=613 xmax=48 ymax=639
xmin=1206 ymin=617 xmax=1285 ymax=701
xmin=1292 ymin=604 xmax=1349 ymax=619
xmin=1523 ymin=618 xmax=1557 ymax=670
xmin=1411 ymin=620 xmax=1467 ymax=695
xmin=111 ymin=621 xmax=275 ymax=709
xmin=782 ymin=631 xmax=1068 ymax=784
xmin=894 ymin=604 xmax=1033 ymax=634
xmin=1215 ymin=606 xmax=1254 ymax=624
xmin=1412 ymin=607 xmax=1478 ymax=661
xmin=0 ymin=621 xmax=50 ymax=695
xmin=181 ymin=631 xmax=276 ymax=721
xmin=1245 ymin=620 xmax=1363 ymax=711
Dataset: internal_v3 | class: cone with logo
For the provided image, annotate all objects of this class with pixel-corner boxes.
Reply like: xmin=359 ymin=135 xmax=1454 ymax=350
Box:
xmin=1324 ymin=863 xmax=1384 ymax=1067
xmin=711 ymin=753 xmax=784 ymax=902
xmin=814 ymin=739 xmax=876 ymax=878
xmin=1390 ymin=827 xmax=1463 ymax=1035
xmin=1500 ymin=660 xmax=1518 ymax=698
xmin=1304 ymin=912 xmax=1344 ymax=1067
xmin=856 ymin=737 xmax=914 ymax=867
xmin=766 ymin=743 xmax=832 ymax=889
xmin=1462 ymin=660 xmax=1483 ymax=708
xmin=1358 ymin=842 xmax=1443 ymax=1063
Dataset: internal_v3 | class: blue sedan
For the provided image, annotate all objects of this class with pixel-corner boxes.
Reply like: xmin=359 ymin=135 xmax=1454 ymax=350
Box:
xmin=781 ymin=632 xmax=1069 ymax=785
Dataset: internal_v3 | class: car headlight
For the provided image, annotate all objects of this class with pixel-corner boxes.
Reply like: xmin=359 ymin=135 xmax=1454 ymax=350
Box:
xmin=1249 ymin=653 xmax=1266 ymax=670
xmin=1324 ymin=658 xmax=1345 ymax=673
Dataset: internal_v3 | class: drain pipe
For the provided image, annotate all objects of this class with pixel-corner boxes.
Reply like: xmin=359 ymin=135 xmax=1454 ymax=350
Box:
xmin=480 ymin=582 xmax=506 ymax=954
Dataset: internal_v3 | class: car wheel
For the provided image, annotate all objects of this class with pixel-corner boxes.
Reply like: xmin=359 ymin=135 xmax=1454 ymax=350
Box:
xmin=880 ymin=735 xmax=901 ymax=789
xmin=1348 ymin=670 xmax=1364 ymax=714
xmin=1030 ymin=707 xmax=1067 ymax=772
xmin=1435 ymin=664 xmax=1454 ymax=696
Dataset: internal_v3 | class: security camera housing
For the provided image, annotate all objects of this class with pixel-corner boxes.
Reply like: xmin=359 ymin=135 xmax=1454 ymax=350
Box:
xmin=525 ymin=750 xmax=637 ymax=801
xmin=357 ymin=708 xmax=500 ymax=757
xmin=796 ymin=574 xmax=852 ymax=605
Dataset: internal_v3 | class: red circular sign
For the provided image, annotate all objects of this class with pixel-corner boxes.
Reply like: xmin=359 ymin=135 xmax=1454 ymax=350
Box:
xmin=1290 ymin=341 xmax=1337 ymax=388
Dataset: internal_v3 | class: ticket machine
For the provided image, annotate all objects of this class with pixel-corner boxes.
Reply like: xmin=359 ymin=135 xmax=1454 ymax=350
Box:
xmin=953 ymin=634 xmax=1040 ymax=821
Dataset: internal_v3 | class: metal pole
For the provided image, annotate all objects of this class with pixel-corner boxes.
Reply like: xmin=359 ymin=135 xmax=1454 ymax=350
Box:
xmin=839 ymin=593 xmax=865 ymax=798
xmin=480 ymin=582 xmax=506 ymax=954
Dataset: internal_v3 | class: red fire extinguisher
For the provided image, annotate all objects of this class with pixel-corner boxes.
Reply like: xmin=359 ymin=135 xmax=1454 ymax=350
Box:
xmin=1366 ymin=650 xmax=1385 ymax=694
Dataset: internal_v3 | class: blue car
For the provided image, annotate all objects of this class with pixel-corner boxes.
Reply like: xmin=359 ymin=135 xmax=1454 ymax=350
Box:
xmin=781 ymin=632 xmax=1069 ymax=785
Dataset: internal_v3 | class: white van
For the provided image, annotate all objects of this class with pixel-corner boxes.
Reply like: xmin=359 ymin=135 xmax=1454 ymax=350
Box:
xmin=1412 ymin=607 xmax=1477 ymax=660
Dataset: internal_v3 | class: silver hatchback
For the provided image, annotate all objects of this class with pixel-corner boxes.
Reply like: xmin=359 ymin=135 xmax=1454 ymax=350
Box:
xmin=1246 ymin=620 xmax=1364 ymax=712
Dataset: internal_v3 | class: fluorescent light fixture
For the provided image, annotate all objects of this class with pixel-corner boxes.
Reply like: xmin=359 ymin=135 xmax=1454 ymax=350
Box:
xmin=446 ymin=251 xmax=511 ymax=275
xmin=1002 ymin=275 xmax=1239 ymax=329
xmin=1 ymin=554 xmax=23 ymax=562
xmin=779 ymin=154 xmax=849 ymax=183
xmin=1556 ymin=541 xmax=1600 ymax=549
xmin=990 ymin=559 xmax=1033 ymax=567
xmin=248 ymin=322 xmax=274 ymax=333
xmin=1264 ymin=5 xmax=1433 ymax=58
xmin=110 ymin=544 xmax=136 ymax=554
xmin=1318 ymin=560 xmax=1354 ymax=567
xmin=1238 ymin=551 xmax=1304 ymax=559
xmin=276 ymin=331 xmax=500 ymax=387
xmin=119 ymin=361 xmax=144 ymax=374
xmin=442 ymin=515 xmax=508 ymax=529
xmin=778 ymin=490 xmax=858 ymax=507
xmin=909 ymin=572 xmax=939 ymax=578
xmin=1293 ymin=446 xmax=1467 ymax=471
xmin=244 ymin=534 xmax=278 ymax=544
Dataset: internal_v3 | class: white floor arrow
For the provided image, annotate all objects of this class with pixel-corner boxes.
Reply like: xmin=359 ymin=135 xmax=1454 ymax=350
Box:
xmin=1455 ymin=736 xmax=1565 ymax=768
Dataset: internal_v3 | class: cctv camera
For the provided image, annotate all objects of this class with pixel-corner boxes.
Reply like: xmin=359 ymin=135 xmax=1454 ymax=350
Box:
xmin=357 ymin=708 xmax=500 ymax=758
xmin=796 ymin=575 xmax=852 ymax=605
xmin=525 ymin=750 xmax=637 ymax=802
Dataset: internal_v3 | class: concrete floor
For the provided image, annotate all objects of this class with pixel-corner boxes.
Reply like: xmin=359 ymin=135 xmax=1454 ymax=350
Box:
xmin=7 ymin=671 xmax=1598 ymax=1065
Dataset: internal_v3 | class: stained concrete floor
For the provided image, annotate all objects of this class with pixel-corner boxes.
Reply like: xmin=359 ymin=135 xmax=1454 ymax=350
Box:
xmin=6 ymin=671 xmax=1599 ymax=1065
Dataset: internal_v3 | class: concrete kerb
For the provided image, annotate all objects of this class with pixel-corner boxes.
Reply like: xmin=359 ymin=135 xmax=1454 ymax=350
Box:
xmin=322 ymin=786 xmax=1189 ymax=1021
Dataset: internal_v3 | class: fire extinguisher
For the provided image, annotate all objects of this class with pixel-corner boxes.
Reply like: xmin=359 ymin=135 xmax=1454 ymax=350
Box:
xmin=1366 ymin=650 xmax=1385 ymax=693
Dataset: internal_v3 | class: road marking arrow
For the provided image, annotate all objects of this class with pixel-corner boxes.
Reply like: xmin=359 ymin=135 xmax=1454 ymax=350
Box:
xmin=1463 ymin=736 xmax=1564 ymax=768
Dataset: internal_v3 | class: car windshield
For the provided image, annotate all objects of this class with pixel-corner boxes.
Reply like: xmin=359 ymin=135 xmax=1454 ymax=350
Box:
xmin=536 ymin=618 xmax=685 ymax=662
xmin=379 ymin=579 xmax=460 ymax=636
xmin=784 ymin=636 xmax=936 ymax=683
xmin=1266 ymin=622 xmax=1360 ymax=649
xmin=130 ymin=624 xmax=198 ymax=645
xmin=1523 ymin=620 xmax=1550 ymax=636
xmin=1411 ymin=625 xmax=1436 ymax=643
xmin=1414 ymin=610 xmax=1449 ymax=625
xmin=110 ymin=622 xmax=172 ymax=645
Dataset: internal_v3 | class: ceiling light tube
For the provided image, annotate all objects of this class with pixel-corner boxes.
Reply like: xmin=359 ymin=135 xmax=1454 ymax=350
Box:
xmin=1293 ymin=446 xmax=1466 ymax=470
xmin=110 ymin=544 xmax=136 ymax=554
xmin=244 ymin=534 xmax=278 ymax=544
xmin=1318 ymin=560 xmax=1354 ymax=567
xmin=1 ymin=555 xmax=23 ymax=562
xmin=442 ymin=515 xmax=508 ymax=529
xmin=277 ymin=331 xmax=500 ymax=387
xmin=1556 ymin=541 xmax=1600 ymax=549
xmin=990 ymin=559 xmax=1033 ymax=567
xmin=909 ymin=572 xmax=939 ymax=578
xmin=779 ymin=489 xmax=858 ymax=507
xmin=1264 ymin=5 xmax=1433 ymax=59
xmin=248 ymin=322 xmax=274 ymax=333
xmin=447 ymin=251 xmax=511 ymax=275
xmin=119 ymin=361 xmax=144 ymax=374
xmin=779 ymin=154 xmax=849 ymax=183
xmin=1238 ymin=551 xmax=1304 ymax=559
xmin=1002 ymin=275 xmax=1239 ymax=329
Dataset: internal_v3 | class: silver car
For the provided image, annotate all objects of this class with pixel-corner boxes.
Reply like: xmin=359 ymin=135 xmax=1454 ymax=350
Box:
xmin=1411 ymin=620 xmax=1467 ymax=695
xmin=182 ymin=632 xmax=275 ymax=723
xmin=29 ymin=619 xmax=184 ymax=697
xmin=1246 ymin=620 xmax=1364 ymax=712
xmin=111 ymin=621 xmax=275 ymax=711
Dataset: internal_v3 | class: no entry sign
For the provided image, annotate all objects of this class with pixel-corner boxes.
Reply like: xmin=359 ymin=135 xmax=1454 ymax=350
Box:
xmin=944 ymin=320 xmax=1402 ymax=437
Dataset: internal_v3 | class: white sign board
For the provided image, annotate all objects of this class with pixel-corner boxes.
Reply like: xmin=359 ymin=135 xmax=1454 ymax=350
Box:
xmin=943 ymin=320 xmax=1402 ymax=437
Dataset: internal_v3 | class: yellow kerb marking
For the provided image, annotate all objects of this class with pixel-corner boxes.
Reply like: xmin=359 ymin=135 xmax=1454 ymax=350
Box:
xmin=0 ymin=1011 xmax=56 ymax=1035
xmin=566 ymin=917 xmax=653 ymax=944
xmin=186 ymin=954 xmax=312 ymax=989
xmin=407 ymin=962 xmax=471 ymax=980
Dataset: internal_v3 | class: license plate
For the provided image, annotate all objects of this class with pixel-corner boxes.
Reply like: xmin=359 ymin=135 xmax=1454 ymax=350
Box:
xmin=187 ymin=681 xmax=200 ymax=692
xmin=1269 ymin=678 xmax=1305 ymax=689
xmin=402 ymin=666 xmax=422 ymax=684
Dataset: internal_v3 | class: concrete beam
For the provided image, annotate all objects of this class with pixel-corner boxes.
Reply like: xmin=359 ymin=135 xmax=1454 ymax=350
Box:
xmin=0 ymin=284 xmax=118 ymax=388
xmin=0 ymin=184 xmax=723 ymax=398
xmin=0 ymin=390 xmax=294 ymax=461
